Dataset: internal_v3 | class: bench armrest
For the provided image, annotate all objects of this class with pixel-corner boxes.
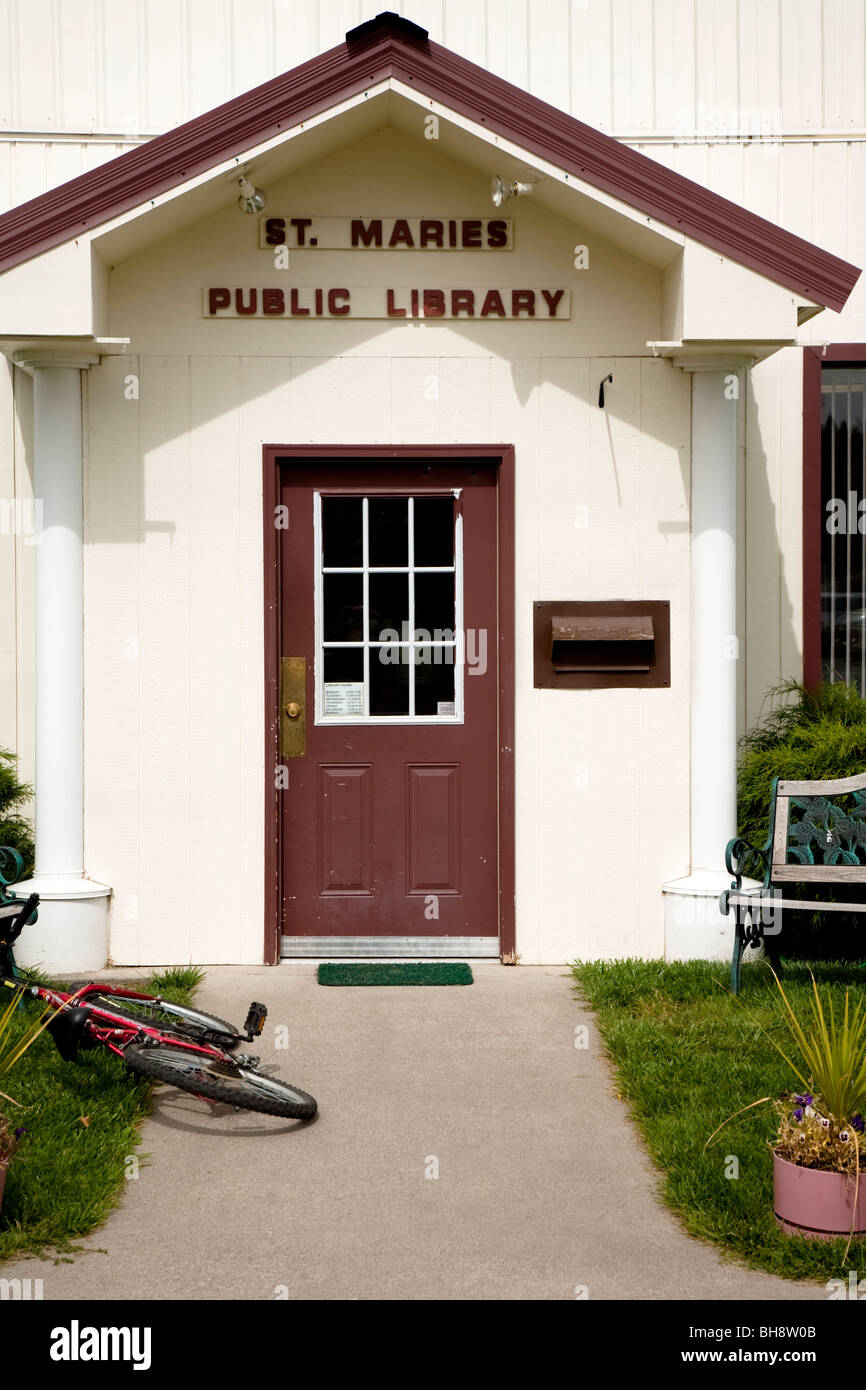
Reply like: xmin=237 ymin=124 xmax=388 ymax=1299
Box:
xmin=724 ymin=836 xmax=769 ymax=890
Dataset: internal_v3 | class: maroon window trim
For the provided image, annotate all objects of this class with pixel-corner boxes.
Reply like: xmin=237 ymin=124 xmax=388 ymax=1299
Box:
xmin=262 ymin=443 xmax=516 ymax=965
xmin=0 ymin=14 xmax=859 ymax=311
xmin=802 ymin=344 xmax=866 ymax=689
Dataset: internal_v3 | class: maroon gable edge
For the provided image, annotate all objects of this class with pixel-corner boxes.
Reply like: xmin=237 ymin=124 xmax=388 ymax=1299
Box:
xmin=0 ymin=12 xmax=858 ymax=312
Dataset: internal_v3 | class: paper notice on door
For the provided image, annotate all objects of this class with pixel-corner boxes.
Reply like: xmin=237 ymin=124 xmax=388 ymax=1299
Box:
xmin=437 ymin=701 xmax=456 ymax=716
xmin=323 ymin=682 xmax=364 ymax=715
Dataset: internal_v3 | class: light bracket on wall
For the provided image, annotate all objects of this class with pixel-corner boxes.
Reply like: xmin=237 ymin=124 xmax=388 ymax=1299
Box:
xmin=598 ymin=373 xmax=613 ymax=408
xmin=236 ymin=174 xmax=267 ymax=214
xmin=490 ymin=175 xmax=536 ymax=207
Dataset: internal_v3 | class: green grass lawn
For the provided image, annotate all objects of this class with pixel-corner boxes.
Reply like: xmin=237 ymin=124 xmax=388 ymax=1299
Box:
xmin=0 ymin=966 xmax=203 ymax=1262
xmin=571 ymin=957 xmax=866 ymax=1282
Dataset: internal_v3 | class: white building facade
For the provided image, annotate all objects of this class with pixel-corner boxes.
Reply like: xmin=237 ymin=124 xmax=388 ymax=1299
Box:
xmin=0 ymin=2 xmax=862 ymax=969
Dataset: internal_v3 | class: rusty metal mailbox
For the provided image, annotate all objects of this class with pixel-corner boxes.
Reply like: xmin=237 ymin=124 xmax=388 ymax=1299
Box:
xmin=533 ymin=600 xmax=670 ymax=689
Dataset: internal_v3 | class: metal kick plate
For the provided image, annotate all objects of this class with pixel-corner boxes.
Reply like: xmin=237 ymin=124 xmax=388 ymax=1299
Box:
xmin=279 ymin=657 xmax=307 ymax=758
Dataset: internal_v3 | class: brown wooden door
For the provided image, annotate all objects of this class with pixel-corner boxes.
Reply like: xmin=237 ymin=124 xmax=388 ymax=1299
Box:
xmin=278 ymin=457 xmax=499 ymax=947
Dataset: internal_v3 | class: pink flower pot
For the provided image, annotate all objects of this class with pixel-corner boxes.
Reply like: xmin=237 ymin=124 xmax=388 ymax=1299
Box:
xmin=774 ymin=1150 xmax=866 ymax=1239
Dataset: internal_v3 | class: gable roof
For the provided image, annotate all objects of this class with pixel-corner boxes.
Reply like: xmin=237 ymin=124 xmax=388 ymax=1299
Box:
xmin=0 ymin=11 xmax=858 ymax=312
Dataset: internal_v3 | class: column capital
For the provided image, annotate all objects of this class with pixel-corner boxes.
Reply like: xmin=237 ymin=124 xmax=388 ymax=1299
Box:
xmin=670 ymin=351 xmax=755 ymax=373
xmin=12 ymin=348 xmax=101 ymax=374
xmin=646 ymin=339 xmax=789 ymax=372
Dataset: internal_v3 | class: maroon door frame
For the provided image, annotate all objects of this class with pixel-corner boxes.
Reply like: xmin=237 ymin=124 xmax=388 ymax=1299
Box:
xmin=262 ymin=444 xmax=516 ymax=964
xmin=803 ymin=345 xmax=866 ymax=689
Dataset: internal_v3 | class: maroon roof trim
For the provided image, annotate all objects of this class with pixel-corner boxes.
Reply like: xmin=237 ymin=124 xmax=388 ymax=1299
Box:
xmin=0 ymin=12 xmax=859 ymax=311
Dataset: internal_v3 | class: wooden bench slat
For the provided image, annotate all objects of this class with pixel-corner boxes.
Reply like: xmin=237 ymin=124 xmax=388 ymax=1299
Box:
xmin=727 ymin=893 xmax=866 ymax=915
xmin=771 ymin=864 xmax=866 ymax=882
xmin=777 ymin=772 xmax=866 ymax=796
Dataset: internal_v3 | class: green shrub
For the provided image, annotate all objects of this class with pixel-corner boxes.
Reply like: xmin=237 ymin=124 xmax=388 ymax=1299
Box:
xmin=737 ymin=679 xmax=866 ymax=959
xmin=0 ymin=747 xmax=34 ymax=878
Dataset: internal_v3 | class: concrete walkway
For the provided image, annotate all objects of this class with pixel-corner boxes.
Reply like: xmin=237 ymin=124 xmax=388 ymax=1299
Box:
xmin=2 ymin=963 xmax=827 ymax=1300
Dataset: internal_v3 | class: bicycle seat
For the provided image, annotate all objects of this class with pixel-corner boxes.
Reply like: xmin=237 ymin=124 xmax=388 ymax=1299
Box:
xmin=46 ymin=1006 xmax=95 ymax=1062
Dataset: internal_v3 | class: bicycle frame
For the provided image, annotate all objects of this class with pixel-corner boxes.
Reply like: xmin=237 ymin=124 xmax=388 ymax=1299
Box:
xmin=1 ymin=974 xmax=243 ymax=1064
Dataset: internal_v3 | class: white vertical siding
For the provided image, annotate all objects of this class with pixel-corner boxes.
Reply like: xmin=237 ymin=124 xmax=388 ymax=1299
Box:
xmin=0 ymin=359 xmax=16 ymax=752
xmin=2 ymin=0 xmax=866 ymax=139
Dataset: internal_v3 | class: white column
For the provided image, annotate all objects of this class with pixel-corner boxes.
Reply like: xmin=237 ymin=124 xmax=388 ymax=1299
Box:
xmin=11 ymin=351 xmax=110 ymax=972
xmin=690 ymin=369 xmax=738 ymax=871
xmin=663 ymin=358 xmax=754 ymax=959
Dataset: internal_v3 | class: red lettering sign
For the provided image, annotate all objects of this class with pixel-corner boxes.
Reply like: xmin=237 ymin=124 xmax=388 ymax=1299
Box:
xmin=328 ymin=288 xmax=351 ymax=315
xmin=208 ymin=288 xmax=230 ymax=314
xmin=541 ymin=289 xmax=565 ymax=316
xmin=419 ymin=220 xmax=444 ymax=248
xmin=386 ymin=289 xmax=406 ymax=317
xmin=351 ymin=219 xmax=382 ymax=247
xmin=511 ymin=290 xmax=535 ymax=316
xmin=264 ymin=218 xmax=286 ymax=246
xmin=423 ymin=289 xmax=446 ymax=317
xmin=235 ymin=288 xmax=257 ymax=315
xmin=450 ymin=290 xmax=475 ymax=316
xmin=479 ymin=290 xmax=506 ymax=317
xmin=389 ymin=219 xmax=414 ymax=248
xmin=262 ymin=288 xmax=285 ymax=315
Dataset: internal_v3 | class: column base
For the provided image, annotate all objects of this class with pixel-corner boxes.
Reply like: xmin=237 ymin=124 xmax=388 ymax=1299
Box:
xmin=10 ymin=876 xmax=111 ymax=973
xmin=662 ymin=869 xmax=762 ymax=962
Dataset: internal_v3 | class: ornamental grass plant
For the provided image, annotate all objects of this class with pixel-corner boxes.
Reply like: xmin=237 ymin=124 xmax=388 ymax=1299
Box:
xmin=708 ymin=970 xmax=866 ymax=1255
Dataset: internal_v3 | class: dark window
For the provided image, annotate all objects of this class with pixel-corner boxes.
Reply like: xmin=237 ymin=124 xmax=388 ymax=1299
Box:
xmin=820 ymin=366 xmax=866 ymax=684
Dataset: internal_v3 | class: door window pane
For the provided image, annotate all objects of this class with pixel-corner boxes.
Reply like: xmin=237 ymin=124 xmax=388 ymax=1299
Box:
xmin=369 ymin=498 xmax=408 ymax=566
xmin=323 ymin=647 xmax=364 ymax=684
xmin=414 ymin=651 xmax=456 ymax=715
xmin=323 ymin=574 xmax=364 ymax=641
xmin=821 ymin=369 xmax=866 ymax=687
xmin=322 ymin=497 xmax=362 ymax=567
xmin=370 ymin=646 xmax=410 ymax=715
xmin=370 ymin=572 xmax=409 ymax=636
xmin=415 ymin=572 xmax=455 ymax=634
xmin=414 ymin=497 xmax=454 ymax=566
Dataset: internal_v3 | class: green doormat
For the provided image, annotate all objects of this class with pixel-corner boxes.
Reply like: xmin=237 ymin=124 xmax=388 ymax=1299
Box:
xmin=317 ymin=962 xmax=473 ymax=986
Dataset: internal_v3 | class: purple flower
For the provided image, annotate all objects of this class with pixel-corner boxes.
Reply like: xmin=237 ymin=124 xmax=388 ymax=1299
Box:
xmin=793 ymin=1108 xmax=804 ymax=1122
xmin=851 ymin=1114 xmax=865 ymax=1134
xmin=13 ymin=1127 xmax=27 ymax=1139
xmin=794 ymin=1093 xmax=814 ymax=1107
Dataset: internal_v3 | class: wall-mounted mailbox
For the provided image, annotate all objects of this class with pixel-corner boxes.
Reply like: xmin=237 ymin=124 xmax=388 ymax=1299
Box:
xmin=534 ymin=600 xmax=670 ymax=689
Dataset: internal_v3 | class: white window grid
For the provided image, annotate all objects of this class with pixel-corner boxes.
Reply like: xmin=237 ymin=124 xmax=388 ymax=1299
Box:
xmin=823 ymin=380 xmax=866 ymax=688
xmin=313 ymin=492 xmax=465 ymax=723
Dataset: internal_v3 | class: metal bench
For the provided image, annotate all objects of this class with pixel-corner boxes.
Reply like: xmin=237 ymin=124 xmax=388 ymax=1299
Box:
xmin=720 ymin=771 xmax=866 ymax=993
xmin=0 ymin=847 xmax=38 ymax=974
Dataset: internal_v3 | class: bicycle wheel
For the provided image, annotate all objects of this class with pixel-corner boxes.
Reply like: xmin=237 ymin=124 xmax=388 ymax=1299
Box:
xmin=84 ymin=993 xmax=242 ymax=1050
xmin=124 ymin=1042 xmax=317 ymax=1119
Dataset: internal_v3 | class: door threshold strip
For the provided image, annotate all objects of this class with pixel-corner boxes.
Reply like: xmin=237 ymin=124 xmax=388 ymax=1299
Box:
xmin=280 ymin=935 xmax=499 ymax=958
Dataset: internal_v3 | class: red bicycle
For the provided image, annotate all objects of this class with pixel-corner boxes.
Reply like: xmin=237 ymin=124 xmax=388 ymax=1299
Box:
xmin=0 ymin=884 xmax=316 ymax=1121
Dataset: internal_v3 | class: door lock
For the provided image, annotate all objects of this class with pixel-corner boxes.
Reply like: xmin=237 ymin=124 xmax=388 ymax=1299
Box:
xmin=279 ymin=658 xmax=306 ymax=757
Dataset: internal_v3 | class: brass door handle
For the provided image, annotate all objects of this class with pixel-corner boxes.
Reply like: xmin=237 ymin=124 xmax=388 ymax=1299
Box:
xmin=280 ymin=657 xmax=306 ymax=757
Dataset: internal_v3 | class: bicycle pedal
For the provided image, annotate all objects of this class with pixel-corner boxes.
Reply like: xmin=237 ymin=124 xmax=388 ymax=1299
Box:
xmin=244 ymin=1001 xmax=267 ymax=1037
